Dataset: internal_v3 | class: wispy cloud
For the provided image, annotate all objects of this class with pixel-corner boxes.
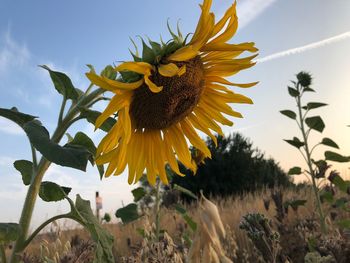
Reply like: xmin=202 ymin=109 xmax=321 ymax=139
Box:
xmin=237 ymin=0 xmax=277 ymax=29
xmin=0 ymin=27 xmax=30 ymax=74
xmin=257 ymin=31 xmax=350 ymax=63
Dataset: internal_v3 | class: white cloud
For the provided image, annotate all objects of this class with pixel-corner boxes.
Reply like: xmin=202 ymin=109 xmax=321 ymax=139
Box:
xmin=0 ymin=27 xmax=30 ymax=74
xmin=256 ymin=31 xmax=350 ymax=63
xmin=237 ymin=0 xmax=277 ymax=29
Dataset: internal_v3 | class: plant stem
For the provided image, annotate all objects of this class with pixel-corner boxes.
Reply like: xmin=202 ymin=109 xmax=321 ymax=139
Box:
xmin=0 ymin=244 xmax=6 ymax=263
xmin=155 ymin=180 xmax=161 ymax=241
xmin=9 ymin=88 xmax=103 ymax=263
xmin=22 ymin=214 xmax=71 ymax=249
xmin=296 ymin=88 xmax=327 ymax=234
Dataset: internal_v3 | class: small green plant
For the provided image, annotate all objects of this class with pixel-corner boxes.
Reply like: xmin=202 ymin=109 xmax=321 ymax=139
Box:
xmin=280 ymin=71 xmax=350 ymax=234
xmin=0 ymin=65 xmax=117 ymax=263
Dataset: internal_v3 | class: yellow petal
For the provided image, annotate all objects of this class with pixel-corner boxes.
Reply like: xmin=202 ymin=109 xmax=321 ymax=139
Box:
xmin=211 ymin=4 xmax=235 ymax=37
xmin=193 ymin=108 xmax=224 ymax=136
xmin=163 ymin=133 xmax=185 ymax=176
xmin=95 ymin=92 xmax=131 ymax=129
xmin=202 ymin=42 xmax=258 ymax=52
xmin=191 ymin=0 xmax=213 ymax=44
xmin=180 ymin=119 xmax=211 ymax=158
xmin=115 ymin=61 xmax=153 ymax=75
xmin=144 ymin=74 xmax=163 ymax=93
xmin=188 ymin=113 xmax=217 ymax=146
xmin=158 ymin=63 xmax=180 ymax=77
xmin=86 ymin=72 xmax=143 ymax=91
xmin=168 ymin=45 xmax=199 ymax=61
xmin=178 ymin=65 xmax=186 ymax=76
xmin=206 ymin=76 xmax=258 ymax=88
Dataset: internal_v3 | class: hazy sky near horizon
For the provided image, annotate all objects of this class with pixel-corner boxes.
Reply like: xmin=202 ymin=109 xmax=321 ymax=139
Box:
xmin=0 ymin=0 xmax=349 ymax=227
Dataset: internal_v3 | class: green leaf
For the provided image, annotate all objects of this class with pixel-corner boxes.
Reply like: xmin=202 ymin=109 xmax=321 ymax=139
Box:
xmin=320 ymin=191 xmax=333 ymax=203
xmin=24 ymin=121 xmax=91 ymax=171
xmin=337 ymin=219 xmax=350 ymax=229
xmin=39 ymin=181 xmax=71 ymax=202
xmin=0 ymin=223 xmax=20 ymax=242
xmin=0 ymin=107 xmax=37 ymax=127
xmin=304 ymin=102 xmax=328 ymax=110
xmin=288 ymin=166 xmax=302 ymax=175
xmin=325 ymin=151 xmax=350 ymax=163
xmin=284 ymin=137 xmax=304 ymax=149
xmin=69 ymin=195 xmax=115 ymax=263
xmin=303 ymin=87 xmax=315 ymax=92
xmin=333 ymin=197 xmax=348 ymax=209
xmin=79 ymin=109 xmax=116 ymax=133
xmin=288 ymin=86 xmax=299 ymax=97
xmin=174 ymin=204 xmax=187 ymax=214
xmin=40 ymin=65 xmax=79 ymax=101
xmin=321 ymin=138 xmax=339 ymax=149
xmin=102 ymin=213 xmax=111 ymax=223
xmin=141 ymin=38 xmax=155 ymax=64
xmin=115 ymin=204 xmax=140 ymax=224
xmin=13 ymin=160 xmax=33 ymax=185
xmin=280 ymin=110 xmax=297 ymax=120
xmin=305 ymin=116 xmax=325 ymax=133
xmin=328 ymin=173 xmax=349 ymax=192
xmin=131 ymin=187 xmax=146 ymax=202
xmin=183 ymin=214 xmax=197 ymax=232
xmin=173 ymin=184 xmax=198 ymax=200
xmin=66 ymin=132 xmax=96 ymax=165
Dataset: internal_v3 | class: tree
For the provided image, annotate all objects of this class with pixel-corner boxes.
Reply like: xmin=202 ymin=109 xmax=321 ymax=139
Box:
xmin=171 ymin=133 xmax=291 ymax=199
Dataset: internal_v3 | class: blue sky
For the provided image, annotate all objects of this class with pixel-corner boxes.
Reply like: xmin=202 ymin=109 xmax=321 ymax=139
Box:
xmin=0 ymin=0 xmax=350 ymax=227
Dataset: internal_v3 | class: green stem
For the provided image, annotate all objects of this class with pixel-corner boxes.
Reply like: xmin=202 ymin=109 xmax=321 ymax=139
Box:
xmin=9 ymin=87 xmax=104 ymax=263
xmin=0 ymin=244 xmax=6 ymax=263
xmin=30 ymin=145 xmax=37 ymax=173
xmin=155 ymin=180 xmax=161 ymax=241
xmin=296 ymin=87 xmax=327 ymax=234
xmin=58 ymin=95 xmax=67 ymax=126
xmin=22 ymin=214 xmax=71 ymax=249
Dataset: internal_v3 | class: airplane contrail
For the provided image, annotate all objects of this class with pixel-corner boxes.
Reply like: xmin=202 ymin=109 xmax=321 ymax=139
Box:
xmin=256 ymin=31 xmax=350 ymax=63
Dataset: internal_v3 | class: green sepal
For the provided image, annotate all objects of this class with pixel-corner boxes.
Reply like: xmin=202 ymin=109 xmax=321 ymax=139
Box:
xmin=141 ymin=38 xmax=156 ymax=64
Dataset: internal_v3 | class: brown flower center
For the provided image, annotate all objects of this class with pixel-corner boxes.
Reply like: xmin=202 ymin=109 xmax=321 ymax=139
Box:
xmin=130 ymin=56 xmax=205 ymax=130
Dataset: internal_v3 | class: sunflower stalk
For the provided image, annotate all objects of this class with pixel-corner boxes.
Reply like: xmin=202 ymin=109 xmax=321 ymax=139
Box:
xmin=9 ymin=83 xmax=103 ymax=263
xmin=154 ymin=179 xmax=161 ymax=242
xmin=0 ymin=244 xmax=6 ymax=263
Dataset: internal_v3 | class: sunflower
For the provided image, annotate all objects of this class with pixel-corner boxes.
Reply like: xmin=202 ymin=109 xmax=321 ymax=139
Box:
xmin=86 ymin=0 xmax=258 ymax=185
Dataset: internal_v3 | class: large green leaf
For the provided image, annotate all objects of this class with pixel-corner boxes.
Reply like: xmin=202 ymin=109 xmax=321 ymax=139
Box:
xmin=328 ymin=172 xmax=349 ymax=193
xmin=305 ymin=116 xmax=325 ymax=133
xmin=131 ymin=187 xmax=146 ymax=202
xmin=79 ymin=109 xmax=116 ymax=133
xmin=24 ymin=121 xmax=91 ymax=171
xmin=321 ymin=138 xmax=339 ymax=149
xmin=174 ymin=204 xmax=197 ymax=231
xmin=0 ymin=107 xmax=37 ymax=127
xmin=40 ymin=65 xmax=79 ymax=100
xmin=39 ymin=181 xmax=71 ymax=202
xmin=13 ymin=160 xmax=33 ymax=185
xmin=0 ymin=223 xmax=20 ymax=242
xmin=280 ymin=110 xmax=297 ymax=120
xmin=69 ymin=195 xmax=115 ymax=263
xmin=115 ymin=204 xmax=140 ymax=224
xmin=325 ymin=151 xmax=350 ymax=163
xmin=284 ymin=137 xmax=304 ymax=149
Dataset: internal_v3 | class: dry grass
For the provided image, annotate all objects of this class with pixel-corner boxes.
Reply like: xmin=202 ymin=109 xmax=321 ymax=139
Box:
xmin=16 ymin=187 xmax=350 ymax=262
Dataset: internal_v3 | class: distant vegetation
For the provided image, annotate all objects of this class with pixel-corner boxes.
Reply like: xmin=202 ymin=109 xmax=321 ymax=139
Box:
xmin=172 ymin=133 xmax=292 ymax=199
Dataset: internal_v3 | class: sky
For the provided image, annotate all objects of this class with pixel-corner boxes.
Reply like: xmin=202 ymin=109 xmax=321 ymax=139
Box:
xmin=0 ymin=0 xmax=349 ymax=228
